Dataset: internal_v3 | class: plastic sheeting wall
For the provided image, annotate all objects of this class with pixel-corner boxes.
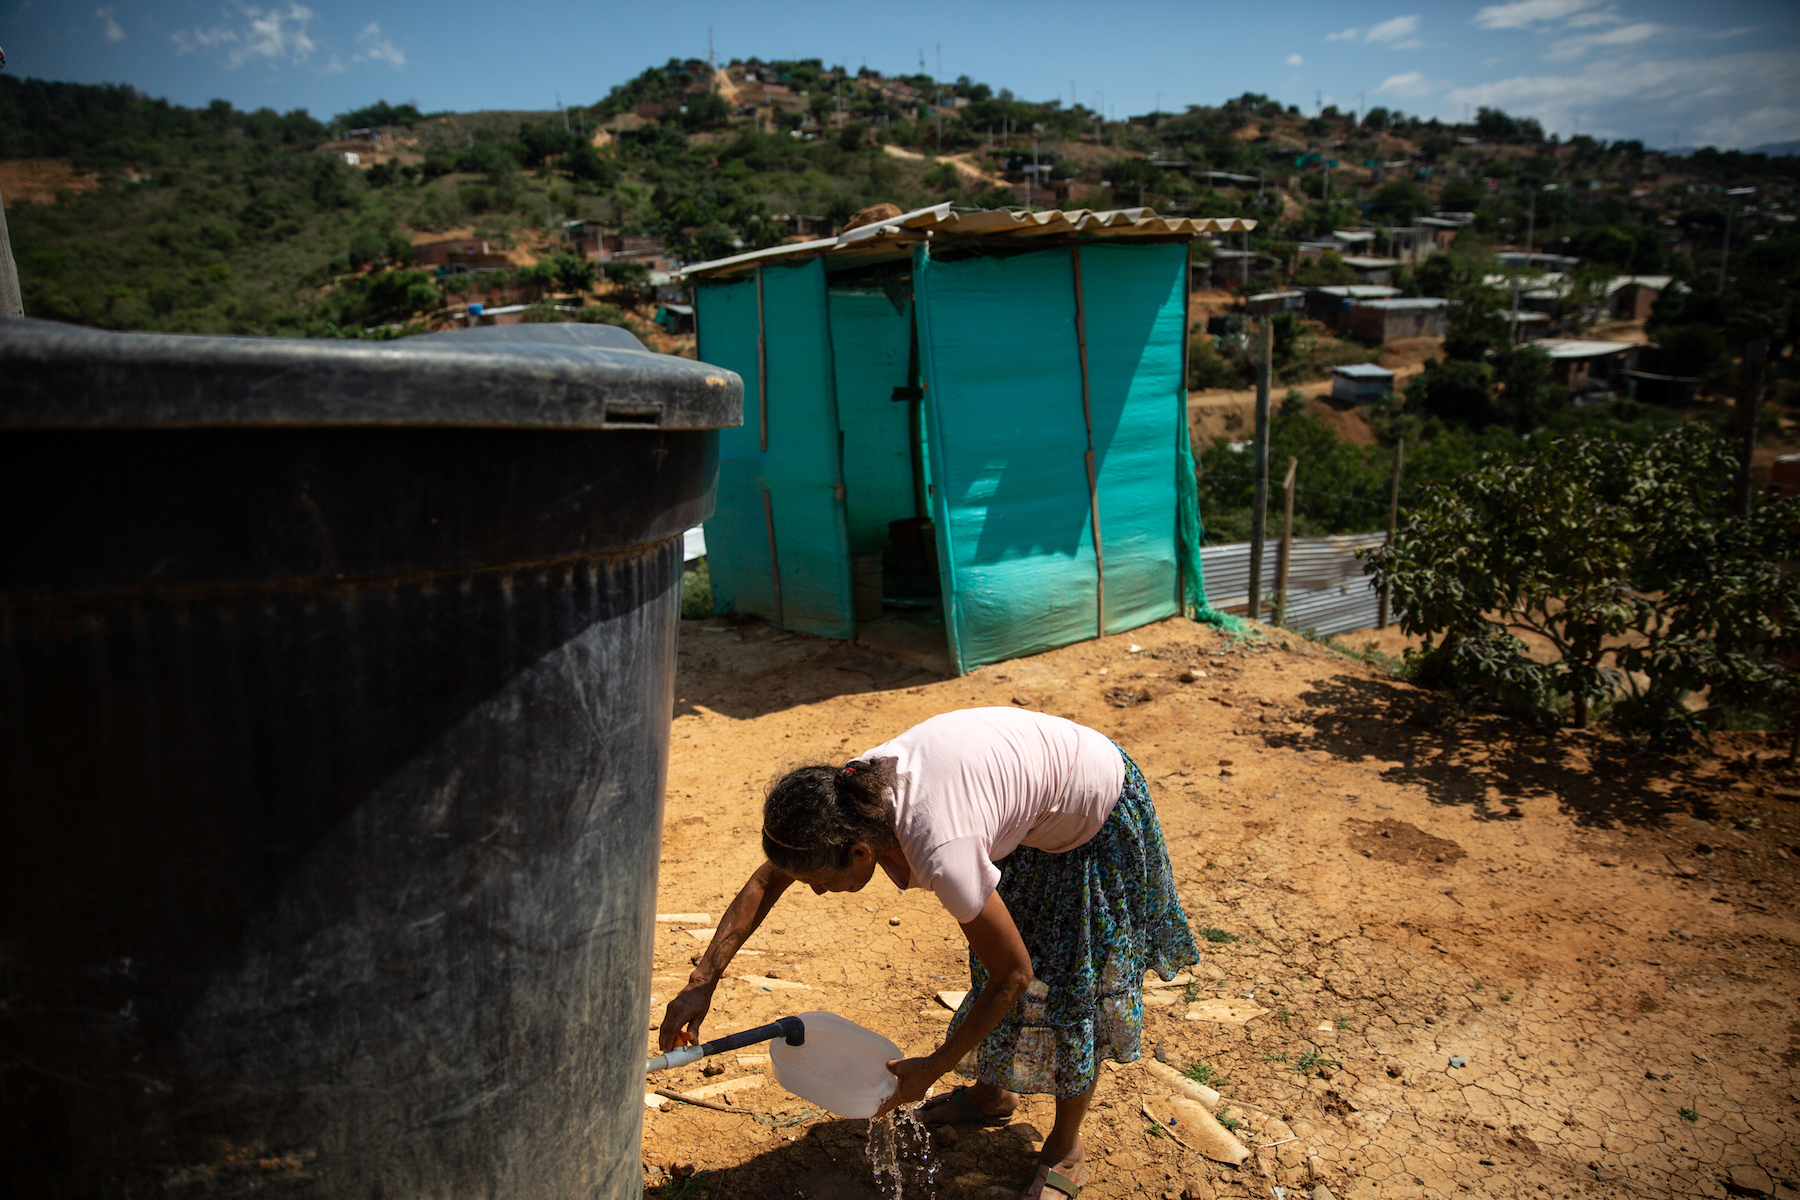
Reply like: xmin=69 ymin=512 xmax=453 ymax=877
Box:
xmin=827 ymin=290 xmax=916 ymax=550
xmin=1077 ymin=243 xmax=1185 ymax=635
xmin=695 ymin=261 xmax=855 ymax=638
xmin=914 ymin=242 xmax=1187 ymax=672
xmin=914 ymin=247 xmax=1097 ymax=672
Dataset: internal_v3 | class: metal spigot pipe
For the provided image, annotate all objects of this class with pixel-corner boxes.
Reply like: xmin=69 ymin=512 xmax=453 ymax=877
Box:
xmin=643 ymin=1016 xmax=806 ymax=1074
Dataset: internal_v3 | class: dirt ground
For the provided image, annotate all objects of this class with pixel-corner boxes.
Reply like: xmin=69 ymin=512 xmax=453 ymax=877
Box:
xmin=0 ymin=158 xmax=107 ymax=206
xmin=643 ymin=615 xmax=1800 ymax=1200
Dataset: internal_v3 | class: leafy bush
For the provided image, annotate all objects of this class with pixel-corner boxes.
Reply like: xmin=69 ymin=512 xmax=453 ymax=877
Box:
xmin=603 ymin=260 xmax=652 ymax=290
xmin=1188 ymin=333 xmax=1250 ymax=390
xmin=1366 ymin=424 xmax=1800 ymax=739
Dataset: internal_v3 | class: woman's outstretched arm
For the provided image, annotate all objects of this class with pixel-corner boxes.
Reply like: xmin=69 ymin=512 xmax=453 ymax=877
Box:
xmin=880 ymin=890 xmax=1033 ymax=1111
xmin=658 ymin=861 xmax=796 ymax=1051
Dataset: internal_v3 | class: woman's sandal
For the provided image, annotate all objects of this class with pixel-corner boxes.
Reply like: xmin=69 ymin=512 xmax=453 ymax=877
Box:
xmin=919 ymin=1085 xmax=1013 ymax=1127
xmin=1024 ymin=1163 xmax=1083 ymax=1200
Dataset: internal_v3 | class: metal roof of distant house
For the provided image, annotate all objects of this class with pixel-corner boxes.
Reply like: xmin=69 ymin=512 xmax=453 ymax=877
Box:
xmin=1530 ymin=339 xmax=1639 ymax=358
xmin=681 ymin=203 xmax=1256 ymax=279
xmin=1310 ymin=285 xmax=1401 ymax=299
xmin=1330 ymin=230 xmax=1378 ymax=244
xmin=1339 ymin=255 xmax=1402 ymax=269
xmin=1334 ymin=363 xmax=1395 ymax=379
xmin=1351 ymin=297 xmax=1449 ymax=310
xmin=1605 ymin=275 xmax=1674 ymax=294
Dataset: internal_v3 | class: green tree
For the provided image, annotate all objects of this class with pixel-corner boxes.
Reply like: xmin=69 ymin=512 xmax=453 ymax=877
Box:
xmin=1407 ymin=357 xmax=1498 ymax=427
xmin=347 ymin=229 xmax=389 ymax=268
xmin=1492 ymin=345 xmax=1565 ymax=432
xmin=1369 ymin=179 xmax=1428 ymax=224
xmin=549 ymin=253 xmax=596 ymax=294
xmin=603 ymin=260 xmax=652 ymax=291
xmin=560 ymin=144 xmax=617 ymax=186
xmin=1368 ymin=424 xmax=1800 ymax=736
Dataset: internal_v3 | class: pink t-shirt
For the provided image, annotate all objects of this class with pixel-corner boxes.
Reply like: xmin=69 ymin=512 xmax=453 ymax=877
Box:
xmin=855 ymin=708 xmax=1125 ymax=924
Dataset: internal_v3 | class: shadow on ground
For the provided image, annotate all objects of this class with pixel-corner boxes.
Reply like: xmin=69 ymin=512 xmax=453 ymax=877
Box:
xmin=1269 ymin=672 xmax=1715 ymax=828
xmin=646 ymin=1117 xmax=1044 ymax=1200
xmin=674 ymin=618 xmax=942 ymax=722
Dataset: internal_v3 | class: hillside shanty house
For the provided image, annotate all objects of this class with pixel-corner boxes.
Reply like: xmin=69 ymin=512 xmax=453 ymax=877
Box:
xmin=1330 ymin=363 xmax=1396 ymax=404
xmin=1304 ymin=285 xmax=1401 ymax=331
xmin=413 ymin=239 xmax=512 ymax=273
xmin=1532 ymin=338 xmax=1643 ymax=395
xmin=1340 ymin=255 xmax=1403 ymax=285
xmin=683 ymin=203 xmax=1255 ymax=674
xmin=1345 ymin=296 xmax=1449 ymax=342
xmin=1606 ymin=275 xmax=1673 ymax=321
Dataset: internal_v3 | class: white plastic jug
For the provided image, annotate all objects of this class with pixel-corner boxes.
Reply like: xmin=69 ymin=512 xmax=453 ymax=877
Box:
xmin=769 ymin=1011 xmax=901 ymax=1119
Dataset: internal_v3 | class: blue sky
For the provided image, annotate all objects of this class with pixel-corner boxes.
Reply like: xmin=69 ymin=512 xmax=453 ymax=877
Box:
xmin=4 ymin=0 xmax=1797 ymax=149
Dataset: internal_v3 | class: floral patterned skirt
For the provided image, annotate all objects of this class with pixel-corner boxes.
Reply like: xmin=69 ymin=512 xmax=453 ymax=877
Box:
xmin=945 ymin=748 xmax=1198 ymax=1099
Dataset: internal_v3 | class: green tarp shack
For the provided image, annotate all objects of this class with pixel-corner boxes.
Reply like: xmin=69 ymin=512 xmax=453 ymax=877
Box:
xmin=683 ymin=203 xmax=1255 ymax=675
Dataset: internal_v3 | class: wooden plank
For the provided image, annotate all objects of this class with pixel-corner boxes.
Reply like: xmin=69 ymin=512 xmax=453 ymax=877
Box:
xmin=1070 ymin=247 xmax=1106 ymax=637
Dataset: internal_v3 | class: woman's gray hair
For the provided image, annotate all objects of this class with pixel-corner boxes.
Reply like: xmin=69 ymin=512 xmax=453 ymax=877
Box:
xmin=760 ymin=759 xmax=897 ymax=876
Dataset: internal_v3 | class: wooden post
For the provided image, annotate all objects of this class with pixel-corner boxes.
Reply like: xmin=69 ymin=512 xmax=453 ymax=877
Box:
xmin=1275 ymin=456 xmax=1297 ymax=627
xmin=755 ymin=265 xmax=768 ymax=452
xmin=1737 ymin=338 xmax=1769 ymax=516
xmin=0 ymin=182 xmax=21 ymax=318
xmin=762 ymin=489 xmax=784 ymax=630
xmin=1247 ymin=314 xmax=1272 ymax=622
xmin=1071 ymin=247 xmax=1106 ymax=637
xmin=1378 ymin=438 xmax=1404 ymax=629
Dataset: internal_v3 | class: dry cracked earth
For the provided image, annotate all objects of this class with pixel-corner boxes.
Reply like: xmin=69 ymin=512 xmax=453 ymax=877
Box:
xmin=641 ymin=614 xmax=1800 ymax=1200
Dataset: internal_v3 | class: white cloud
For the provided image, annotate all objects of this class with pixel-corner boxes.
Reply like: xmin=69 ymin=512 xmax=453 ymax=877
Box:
xmin=1286 ymin=53 xmax=1304 ymax=67
xmin=172 ymin=3 xmax=316 ymax=69
xmin=1473 ymin=0 xmax=1605 ymax=30
xmin=1443 ymin=48 xmax=1800 ymax=148
xmin=1374 ymin=71 xmax=1434 ymax=98
xmin=353 ymin=22 xmax=404 ymax=68
xmin=1366 ymin=15 xmax=1421 ymax=44
xmin=95 ymin=6 xmax=123 ymax=41
xmin=1544 ymin=21 xmax=1660 ymax=62
xmin=1327 ymin=16 xmax=1422 ymax=47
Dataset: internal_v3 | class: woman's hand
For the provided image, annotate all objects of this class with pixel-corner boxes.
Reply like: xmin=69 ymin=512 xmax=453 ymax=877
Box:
xmin=658 ymin=981 xmax=717 ymax=1052
xmin=657 ymin=863 xmax=798 ymax=1053
xmin=876 ymin=1055 xmax=948 ymax=1117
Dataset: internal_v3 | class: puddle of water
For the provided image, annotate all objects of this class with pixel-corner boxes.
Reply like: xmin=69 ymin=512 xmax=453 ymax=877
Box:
xmin=865 ymin=1106 xmax=937 ymax=1200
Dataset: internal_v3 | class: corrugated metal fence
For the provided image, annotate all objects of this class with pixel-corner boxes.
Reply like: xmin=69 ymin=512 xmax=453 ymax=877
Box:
xmin=1199 ymin=531 xmax=1389 ymax=637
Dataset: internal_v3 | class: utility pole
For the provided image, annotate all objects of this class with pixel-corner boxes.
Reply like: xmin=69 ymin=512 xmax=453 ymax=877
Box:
xmin=1526 ymin=190 xmax=1535 ymax=258
xmin=1719 ymin=204 xmax=1733 ymax=292
xmin=1508 ymin=277 xmax=1521 ymax=347
xmin=1247 ymin=314 xmax=1273 ymax=622
xmin=0 ymin=180 xmax=22 ymax=317
xmin=1379 ymin=439 xmax=1404 ymax=629
xmin=1737 ymin=339 xmax=1769 ymax=515
xmin=1030 ymin=132 xmax=1039 ymax=208
xmin=935 ymin=44 xmax=943 ymax=150
xmin=1275 ymin=456 xmax=1297 ymax=627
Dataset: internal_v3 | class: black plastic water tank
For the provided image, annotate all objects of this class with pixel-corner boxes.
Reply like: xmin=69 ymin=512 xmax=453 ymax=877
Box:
xmin=0 ymin=318 xmax=742 ymax=1198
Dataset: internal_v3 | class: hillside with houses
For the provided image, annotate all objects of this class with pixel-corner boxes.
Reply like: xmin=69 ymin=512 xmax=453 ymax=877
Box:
xmin=2 ymin=57 xmax=1796 ymax=538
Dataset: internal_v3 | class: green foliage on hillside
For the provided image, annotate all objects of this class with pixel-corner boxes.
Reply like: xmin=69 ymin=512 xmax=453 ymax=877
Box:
xmin=1369 ymin=424 xmax=1799 ymax=740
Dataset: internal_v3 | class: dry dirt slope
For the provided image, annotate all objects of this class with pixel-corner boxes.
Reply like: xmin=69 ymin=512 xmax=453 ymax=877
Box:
xmin=643 ymin=615 xmax=1800 ymax=1200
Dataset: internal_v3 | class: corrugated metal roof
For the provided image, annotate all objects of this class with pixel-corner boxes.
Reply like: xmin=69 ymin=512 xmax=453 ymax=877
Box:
xmin=1334 ymin=363 xmax=1394 ymax=378
xmin=681 ymin=202 xmax=1257 ymax=279
xmin=1310 ymin=285 xmax=1401 ymax=298
xmin=1340 ymin=255 xmax=1402 ymax=269
xmin=1531 ymin=338 xmax=1639 ymax=358
xmin=1198 ymin=532 xmax=1390 ymax=636
xmin=1351 ymin=297 xmax=1449 ymax=310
